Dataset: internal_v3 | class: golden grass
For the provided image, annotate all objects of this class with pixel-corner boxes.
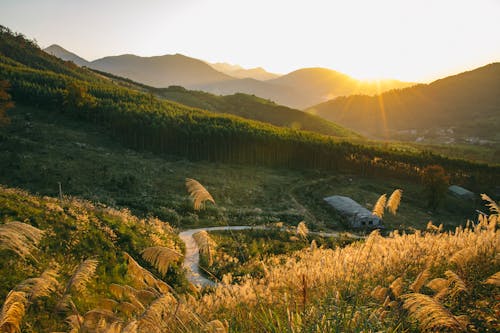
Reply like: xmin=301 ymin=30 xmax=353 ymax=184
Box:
xmin=68 ymin=259 xmax=99 ymax=293
xmin=402 ymin=293 xmax=466 ymax=331
xmin=372 ymin=194 xmax=387 ymax=218
xmin=141 ymin=246 xmax=182 ymax=277
xmin=17 ymin=268 xmax=60 ymax=300
xmin=0 ymin=291 xmax=27 ymax=333
xmin=0 ymin=221 xmax=44 ymax=259
xmin=296 ymin=221 xmax=308 ymax=239
xmin=186 ymin=178 xmax=215 ymax=210
xmin=386 ymin=189 xmax=403 ymax=215
xmin=484 ymin=271 xmax=500 ymax=286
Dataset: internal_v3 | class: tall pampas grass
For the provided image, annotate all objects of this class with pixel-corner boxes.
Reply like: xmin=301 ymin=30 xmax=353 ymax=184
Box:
xmin=17 ymin=268 xmax=60 ymax=300
xmin=141 ymin=246 xmax=182 ymax=277
xmin=0 ymin=221 xmax=44 ymax=259
xmin=185 ymin=178 xmax=215 ymax=210
xmin=0 ymin=291 xmax=27 ymax=333
xmin=386 ymin=189 xmax=403 ymax=215
xmin=372 ymin=194 xmax=387 ymax=218
xmin=481 ymin=194 xmax=499 ymax=214
xmin=484 ymin=271 xmax=500 ymax=286
xmin=296 ymin=221 xmax=308 ymax=239
xmin=68 ymin=259 xmax=99 ymax=293
xmin=402 ymin=293 xmax=466 ymax=331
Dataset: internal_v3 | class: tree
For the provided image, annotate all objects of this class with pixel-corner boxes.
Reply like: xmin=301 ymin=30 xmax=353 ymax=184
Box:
xmin=0 ymin=80 xmax=14 ymax=125
xmin=62 ymin=81 xmax=96 ymax=112
xmin=421 ymin=165 xmax=449 ymax=211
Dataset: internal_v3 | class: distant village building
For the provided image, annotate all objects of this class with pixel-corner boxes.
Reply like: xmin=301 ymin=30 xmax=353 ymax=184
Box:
xmin=324 ymin=195 xmax=382 ymax=228
xmin=448 ymin=185 xmax=475 ymax=200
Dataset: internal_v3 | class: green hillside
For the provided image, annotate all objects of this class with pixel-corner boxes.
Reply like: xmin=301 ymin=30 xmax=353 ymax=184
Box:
xmin=85 ymin=68 xmax=361 ymax=138
xmin=0 ymin=25 xmax=498 ymax=187
xmin=0 ymin=185 xmax=186 ymax=331
xmin=307 ymin=63 xmax=500 ymax=147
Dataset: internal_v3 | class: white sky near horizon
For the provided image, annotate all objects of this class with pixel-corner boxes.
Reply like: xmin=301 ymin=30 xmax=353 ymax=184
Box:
xmin=1 ymin=0 xmax=499 ymax=82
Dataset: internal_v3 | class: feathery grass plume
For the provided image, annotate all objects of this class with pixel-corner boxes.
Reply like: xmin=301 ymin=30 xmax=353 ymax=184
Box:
xmin=81 ymin=309 xmax=121 ymax=332
xmin=136 ymin=295 xmax=176 ymax=333
xmin=410 ymin=268 xmax=431 ymax=293
xmin=68 ymin=259 xmax=99 ymax=293
xmin=99 ymin=298 xmax=118 ymax=312
xmin=204 ymin=319 xmax=229 ymax=333
xmin=185 ymin=178 xmax=215 ymax=210
xmin=121 ymin=320 xmax=138 ymax=333
xmin=66 ymin=314 xmax=83 ymax=333
xmin=371 ymin=285 xmax=388 ymax=302
xmin=193 ymin=231 xmax=217 ymax=266
xmin=372 ymin=194 xmax=387 ymax=218
xmin=141 ymin=246 xmax=182 ymax=277
xmin=386 ymin=189 xmax=403 ymax=215
xmin=483 ymin=271 xmax=500 ymax=286
xmin=426 ymin=278 xmax=449 ymax=300
xmin=124 ymin=253 xmax=170 ymax=293
xmin=310 ymin=239 xmax=317 ymax=251
xmin=296 ymin=221 xmax=308 ymax=239
xmin=402 ymin=293 xmax=465 ymax=331
xmin=389 ymin=277 xmax=404 ymax=298
xmin=0 ymin=221 xmax=44 ymax=259
xmin=481 ymin=194 xmax=499 ymax=214
xmin=0 ymin=291 xmax=27 ymax=333
xmin=17 ymin=268 xmax=60 ymax=300
xmin=445 ymin=270 xmax=467 ymax=297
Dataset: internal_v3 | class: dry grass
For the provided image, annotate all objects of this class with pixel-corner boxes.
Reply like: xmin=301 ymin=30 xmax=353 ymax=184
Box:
xmin=484 ymin=271 xmax=500 ymax=286
xmin=372 ymin=194 xmax=387 ymax=218
xmin=386 ymin=189 xmax=403 ymax=215
xmin=402 ymin=293 xmax=466 ymax=331
xmin=141 ymin=246 xmax=182 ymax=277
xmin=193 ymin=231 xmax=217 ymax=266
xmin=296 ymin=221 xmax=308 ymax=239
xmin=0 ymin=291 xmax=27 ymax=333
xmin=68 ymin=259 xmax=99 ymax=293
xmin=17 ymin=268 xmax=60 ymax=300
xmin=0 ymin=221 xmax=44 ymax=260
xmin=186 ymin=178 xmax=215 ymax=210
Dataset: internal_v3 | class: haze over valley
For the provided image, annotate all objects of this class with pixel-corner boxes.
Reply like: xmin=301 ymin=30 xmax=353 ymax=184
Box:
xmin=0 ymin=1 xmax=499 ymax=332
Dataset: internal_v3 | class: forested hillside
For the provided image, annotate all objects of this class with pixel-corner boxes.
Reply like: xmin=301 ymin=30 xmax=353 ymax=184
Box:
xmin=0 ymin=25 xmax=498 ymax=187
xmin=307 ymin=63 xmax=500 ymax=145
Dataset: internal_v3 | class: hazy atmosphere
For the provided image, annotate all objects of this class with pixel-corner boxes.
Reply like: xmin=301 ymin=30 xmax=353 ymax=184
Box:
xmin=0 ymin=1 xmax=499 ymax=332
xmin=1 ymin=0 xmax=499 ymax=80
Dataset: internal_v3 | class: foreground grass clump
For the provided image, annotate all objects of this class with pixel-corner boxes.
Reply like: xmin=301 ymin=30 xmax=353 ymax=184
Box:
xmin=0 ymin=186 xmax=186 ymax=332
xmin=202 ymin=227 xmax=355 ymax=283
xmin=186 ymin=208 xmax=498 ymax=332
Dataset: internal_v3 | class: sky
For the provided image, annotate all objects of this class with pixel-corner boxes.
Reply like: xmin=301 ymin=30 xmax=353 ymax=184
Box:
xmin=1 ymin=0 xmax=499 ymax=82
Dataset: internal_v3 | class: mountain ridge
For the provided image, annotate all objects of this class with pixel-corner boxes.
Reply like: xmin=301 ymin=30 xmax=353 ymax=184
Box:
xmin=43 ymin=44 xmax=415 ymax=109
xmin=306 ymin=62 xmax=500 ymax=145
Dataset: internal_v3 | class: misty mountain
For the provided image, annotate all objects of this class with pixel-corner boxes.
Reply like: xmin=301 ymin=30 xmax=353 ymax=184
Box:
xmin=269 ymin=68 xmax=415 ymax=106
xmin=306 ymin=63 xmax=500 ymax=145
xmin=89 ymin=53 xmax=233 ymax=87
xmin=44 ymin=44 xmax=90 ymax=66
xmin=43 ymin=45 xmax=413 ymax=109
xmin=209 ymin=62 xmax=280 ymax=80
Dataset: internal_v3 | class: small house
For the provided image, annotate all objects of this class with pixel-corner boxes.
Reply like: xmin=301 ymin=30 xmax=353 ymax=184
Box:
xmin=448 ymin=185 xmax=474 ymax=201
xmin=324 ymin=195 xmax=382 ymax=228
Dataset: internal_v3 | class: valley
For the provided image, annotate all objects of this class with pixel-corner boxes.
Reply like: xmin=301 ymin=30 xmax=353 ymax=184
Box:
xmin=0 ymin=21 xmax=499 ymax=333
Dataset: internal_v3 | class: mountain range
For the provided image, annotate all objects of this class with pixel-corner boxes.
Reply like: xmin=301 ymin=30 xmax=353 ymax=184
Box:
xmin=306 ymin=63 xmax=500 ymax=145
xmin=44 ymin=44 xmax=414 ymax=109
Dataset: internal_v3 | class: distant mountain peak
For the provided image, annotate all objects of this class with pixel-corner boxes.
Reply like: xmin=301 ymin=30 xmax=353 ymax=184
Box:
xmin=43 ymin=44 xmax=89 ymax=66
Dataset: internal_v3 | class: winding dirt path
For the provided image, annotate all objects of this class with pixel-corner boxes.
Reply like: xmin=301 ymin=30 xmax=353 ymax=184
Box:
xmin=179 ymin=225 xmax=360 ymax=286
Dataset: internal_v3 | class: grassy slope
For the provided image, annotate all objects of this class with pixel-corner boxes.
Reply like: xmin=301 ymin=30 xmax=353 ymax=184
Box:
xmin=89 ymin=69 xmax=362 ymax=139
xmin=0 ymin=105 xmax=482 ymax=232
xmin=0 ymin=185 xmax=184 ymax=332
